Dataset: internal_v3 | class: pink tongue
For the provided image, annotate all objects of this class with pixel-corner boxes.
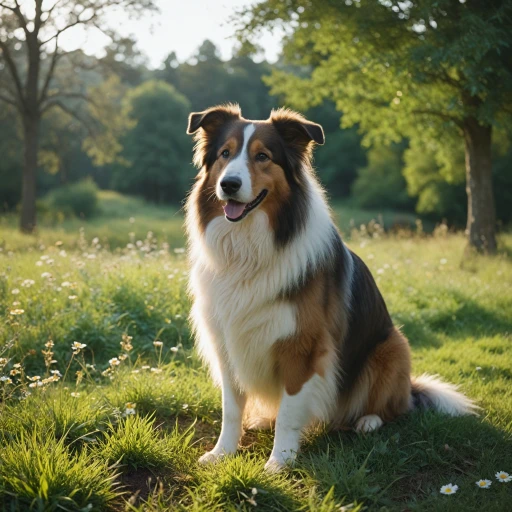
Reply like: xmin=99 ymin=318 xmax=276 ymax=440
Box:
xmin=223 ymin=200 xmax=246 ymax=219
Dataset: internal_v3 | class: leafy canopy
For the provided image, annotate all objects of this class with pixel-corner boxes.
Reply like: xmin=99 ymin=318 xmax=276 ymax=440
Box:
xmin=238 ymin=0 xmax=512 ymax=143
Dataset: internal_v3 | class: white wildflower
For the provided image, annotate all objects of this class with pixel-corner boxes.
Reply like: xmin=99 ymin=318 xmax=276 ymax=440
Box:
xmin=440 ymin=483 xmax=458 ymax=495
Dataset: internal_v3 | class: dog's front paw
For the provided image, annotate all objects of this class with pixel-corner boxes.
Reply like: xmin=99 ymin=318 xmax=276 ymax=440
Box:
xmin=264 ymin=456 xmax=286 ymax=474
xmin=198 ymin=450 xmax=225 ymax=465
xmin=264 ymin=451 xmax=296 ymax=473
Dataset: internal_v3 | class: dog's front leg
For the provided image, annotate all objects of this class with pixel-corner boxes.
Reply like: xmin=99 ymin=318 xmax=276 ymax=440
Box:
xmin=264 ymin=380 xmax=314 ymax=473
xmin=199 ymin=371 xmax=246 ymax=464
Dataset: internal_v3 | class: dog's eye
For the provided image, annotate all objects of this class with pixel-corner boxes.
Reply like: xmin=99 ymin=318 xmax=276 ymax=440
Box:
xmin=221 ymin=149 xmax=230 ymax=159
xmin=255 ymin=152 xmax=269 ymax=162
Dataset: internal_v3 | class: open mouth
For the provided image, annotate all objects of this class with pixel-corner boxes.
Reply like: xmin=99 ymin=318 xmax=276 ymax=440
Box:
xmin=223 ymin=190 xmax=268 ymax=222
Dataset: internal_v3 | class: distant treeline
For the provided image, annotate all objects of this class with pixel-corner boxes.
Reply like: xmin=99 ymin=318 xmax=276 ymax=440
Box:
xmin=1 ymin=39 xmax=511 ymax=226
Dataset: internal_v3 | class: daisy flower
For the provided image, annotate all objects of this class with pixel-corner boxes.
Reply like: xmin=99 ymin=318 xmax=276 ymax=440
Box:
xmin=476 ymin=479 xmax=491 ymax=489
xmin=440 ymin=483 xmax=458 ymax=495
xmin=170 ymin=346 xmax=179 ymax=353
xmin=72 ymin=342 xmax=87 ymax=354
xmin=70 ymin=392 xmax=80 ymax=398
xmin=109 ymin=358 xmax=120 ymax=366
xmin=495 ymin=471 xmax=511 ymax=483
xmin=0 ymin=376 xmax=12 ymax=384
xmin=153 ymin=340 xmax=163 ymax=347
xmin=10 ymin=309 xmax=25 ymax=315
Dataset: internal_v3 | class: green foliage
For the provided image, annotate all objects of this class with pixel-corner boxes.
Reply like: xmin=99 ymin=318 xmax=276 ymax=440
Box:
xmin=98 ymin=415 xmax=171 ymax=469
xmin=352 ymin=144 xmax=413 ymax=211
xmin=46 ymin=178 xmax=99 ymax=219
xmin=403 ymin=137 xmax=467 ymax=223
xmin=111 ymin=80 xmax=193 ymax=203
xmin=85 ymin=75 xmax=134 ymax=169
xmin=159 ymin=40 xmax=277 ymax=119
xmin=307 ymin=103 xmax=367 ymax=198
xmin=0 ymin=429 xmax=119 ymax=511
xmin=243 ymin=0 xmax=512 ymax=136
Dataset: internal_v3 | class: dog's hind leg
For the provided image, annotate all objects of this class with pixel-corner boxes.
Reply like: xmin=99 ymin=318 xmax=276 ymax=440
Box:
xmin=355 ymin=414 xmax=383 ymax=433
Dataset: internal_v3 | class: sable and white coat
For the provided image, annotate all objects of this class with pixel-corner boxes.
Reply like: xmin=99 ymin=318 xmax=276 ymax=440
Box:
xmin=184 ymin=104 xmax=477 ymax=472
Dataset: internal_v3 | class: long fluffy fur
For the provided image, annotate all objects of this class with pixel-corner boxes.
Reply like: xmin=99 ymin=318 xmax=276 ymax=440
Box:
xmin=185 ymin=105 xmax=477 ymax=469
xmin=411 ymin=374 xmax=479 ymax=416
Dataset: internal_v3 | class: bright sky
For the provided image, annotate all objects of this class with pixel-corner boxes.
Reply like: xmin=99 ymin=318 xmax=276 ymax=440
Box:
xmin=60 ymin=0 xmax=282 ymax=68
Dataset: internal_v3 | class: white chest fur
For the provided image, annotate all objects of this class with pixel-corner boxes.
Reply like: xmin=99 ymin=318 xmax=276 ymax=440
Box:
xmin=187 ymin=178 xmax=335 ymax=399
xmin=189 ymin=212 xmax=298 ymax=397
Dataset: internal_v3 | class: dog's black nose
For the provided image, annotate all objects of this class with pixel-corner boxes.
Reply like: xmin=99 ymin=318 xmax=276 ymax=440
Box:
xmin=220 ymin=177 xmax=242 ymax=195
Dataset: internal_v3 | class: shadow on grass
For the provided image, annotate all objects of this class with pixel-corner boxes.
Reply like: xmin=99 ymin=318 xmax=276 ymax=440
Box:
xmin=398 ymin=290 xmax=512 ymax=350
xmin=298 ymin=410 xmax=512 ymax=510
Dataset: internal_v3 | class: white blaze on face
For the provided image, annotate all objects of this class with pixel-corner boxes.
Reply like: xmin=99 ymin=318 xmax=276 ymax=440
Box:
xmin=217 ymin=123 xmax=255 ymax=204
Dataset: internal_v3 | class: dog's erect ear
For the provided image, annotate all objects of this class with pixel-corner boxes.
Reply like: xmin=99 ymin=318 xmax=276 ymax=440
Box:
xmin=270 ymin=108 xmax=325 ymax=146
xmin=186 ymin=104 xmax=241 ymax=135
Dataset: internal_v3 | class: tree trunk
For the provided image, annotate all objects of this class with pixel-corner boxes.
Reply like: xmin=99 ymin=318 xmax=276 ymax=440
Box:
xmin=20 ymin=117 xmax=40 ymax=233
xmin=20 ymin=32 xmax=42 ymax=234
xmin=463 ymin=118 xmax=497 ymax=254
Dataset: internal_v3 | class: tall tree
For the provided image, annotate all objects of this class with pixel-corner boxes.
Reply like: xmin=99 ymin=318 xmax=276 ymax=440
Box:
xmin=109 ymin=80 xmax=193 ymax=203
xmin=238 ymin=0 xmax=512 ymax=253
xmin=0 ymin=0 xmax=157 ymax=233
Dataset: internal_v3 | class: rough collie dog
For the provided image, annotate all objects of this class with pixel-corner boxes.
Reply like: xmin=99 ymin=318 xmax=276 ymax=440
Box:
xmin=184 ymin=104 xmax=477 ymax=472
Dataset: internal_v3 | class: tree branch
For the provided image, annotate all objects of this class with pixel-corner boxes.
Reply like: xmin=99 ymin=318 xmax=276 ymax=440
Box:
xmin=39 ymin=10 xmax=98 ymax=46
xmin=43 ymin=91 xmax=96 ymax=109
xmin=38 ymin=37 xmax=60 ymax=104
xmin=39 ymin=0 xmax=63 ymax=29
xmin=0 ymin=92 xmax=18 ymax=108
xmin=0 ymin=41 xmax=25 ymax=105
xmin=412 ymin=109 xmax=463 ymax=128
xmin=422 ymin=69 xmax=461 ymax=90
xmin=34 ymin=0 xmax=44 ymax=35
xmin=12 ymin=0 xmax=29 ymax=37
xmin=42 ymin=100 xmax=96 ymax=137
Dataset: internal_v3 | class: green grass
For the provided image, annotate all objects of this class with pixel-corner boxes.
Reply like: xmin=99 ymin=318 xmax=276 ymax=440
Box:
xmin=0 ymin=189 xmax=421 ymax=252
xmin=0 ymin=194 xmax=511 ymax=511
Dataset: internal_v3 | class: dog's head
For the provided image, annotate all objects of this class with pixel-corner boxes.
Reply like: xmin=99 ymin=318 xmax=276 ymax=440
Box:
xmin=186 ymin=104 xmax=324 ymax=242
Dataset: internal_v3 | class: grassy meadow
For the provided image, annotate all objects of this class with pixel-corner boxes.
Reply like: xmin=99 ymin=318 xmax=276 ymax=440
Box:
xmin=0 ymin=192 xmax=511 ymax=511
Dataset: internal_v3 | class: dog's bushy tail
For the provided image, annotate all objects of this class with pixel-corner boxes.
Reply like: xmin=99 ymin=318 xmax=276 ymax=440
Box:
xmin=411 ymin=374 xmax=479 ymax=416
